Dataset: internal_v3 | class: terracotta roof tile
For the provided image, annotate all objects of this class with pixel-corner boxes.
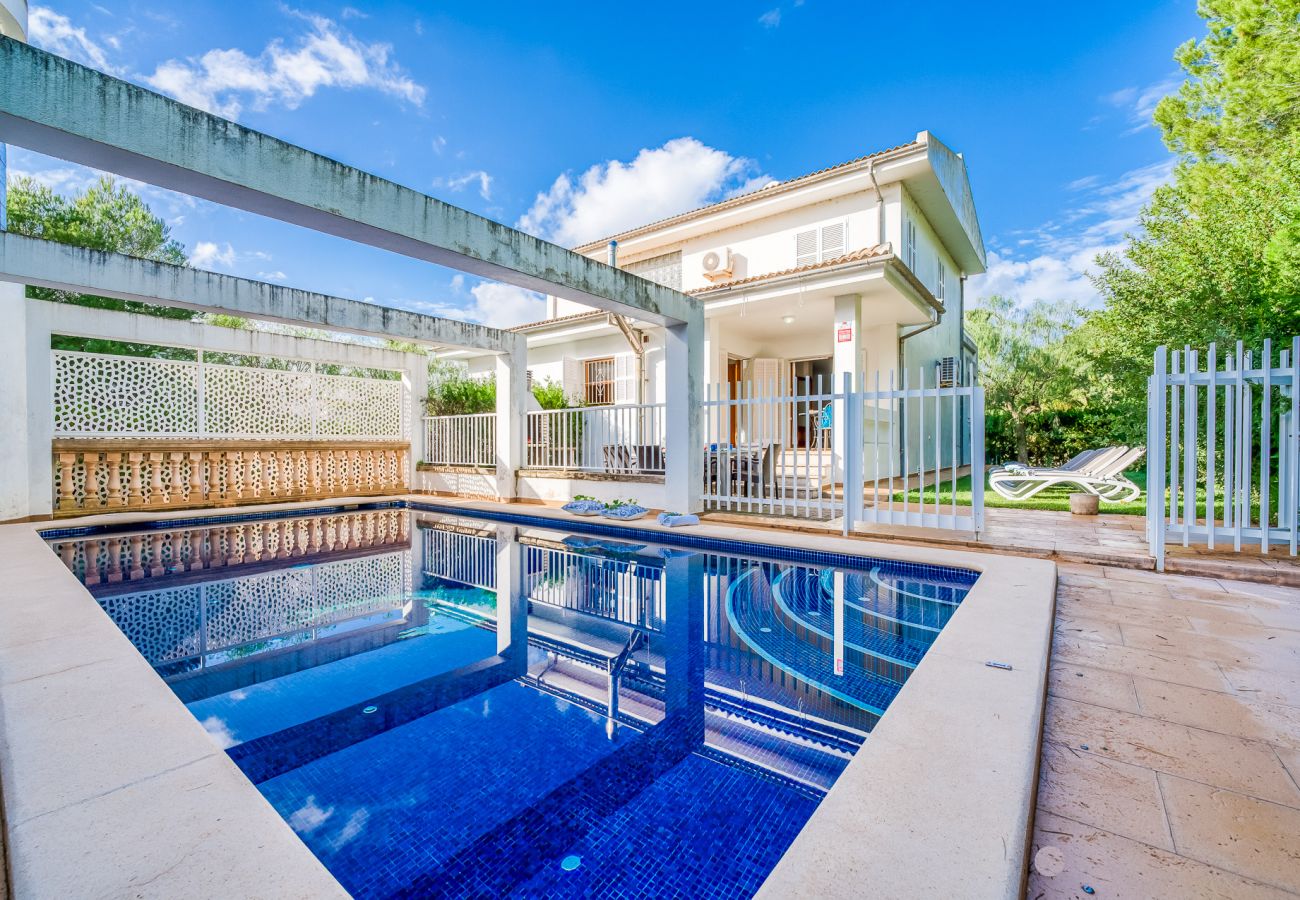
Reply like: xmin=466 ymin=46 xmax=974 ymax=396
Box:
xmin=507 ymin=309 xmax=607 ymax=332
xmin=687 ymin=245 xmax=892 ymax=294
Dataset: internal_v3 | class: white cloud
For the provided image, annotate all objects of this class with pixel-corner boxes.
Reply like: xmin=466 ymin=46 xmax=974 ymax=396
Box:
xmin=759 ymin=8 xmax=782 ymax=27
xmin=434 ymin=170 xmax=493 ymax=200
xmin=142 ymin=11 xmax=425 ymax=119
xmin=518 ymin=137 xmax=770 ymax=247
xmin=969 ymin=159 xmax=1173 ymax=308
xmin=397 ymin=277 xmax=545 ymax=328
xmin=468 ymin=282 xmax=545 ymax=325
xmin=28 ymin=6 xmax=121 ymax=73
xmin=1105 ymin=77 xmax=1180 ymax=135
xmin=288 ymin=797 xmax=334 ymax=834
xmin=257 ymin=270 xmax=288 ymax=282
xmin=191 ymin=241 xmax=237 ymax=269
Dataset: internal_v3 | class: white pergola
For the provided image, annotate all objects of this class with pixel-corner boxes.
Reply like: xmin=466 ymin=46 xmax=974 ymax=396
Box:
xmin=0 ymin=36 xmax=704 ymax=521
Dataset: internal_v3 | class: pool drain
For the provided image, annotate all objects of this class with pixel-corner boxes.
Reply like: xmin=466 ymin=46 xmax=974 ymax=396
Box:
xmin=561 ymin=855 xmax=581 ymax=872
xmin=362 ymin=705 xmax=378 ymax=715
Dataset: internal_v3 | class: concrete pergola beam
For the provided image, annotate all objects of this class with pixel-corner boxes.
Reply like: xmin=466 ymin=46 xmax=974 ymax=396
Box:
xmin=0 ymin=232 xmax=522 ymax=355
xmin=0 ymin=37 xmax=701 ymax=328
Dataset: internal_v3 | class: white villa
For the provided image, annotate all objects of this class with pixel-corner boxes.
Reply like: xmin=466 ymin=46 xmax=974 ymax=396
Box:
xmin=445 ymin=130 xmax=986 ymax=498
xmin=452 ymin=128 xmax=977 ymax=434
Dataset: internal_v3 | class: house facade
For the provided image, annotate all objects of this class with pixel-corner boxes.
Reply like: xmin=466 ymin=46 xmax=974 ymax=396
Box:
xmin=444 ymin=130 xmax=986 ymax=495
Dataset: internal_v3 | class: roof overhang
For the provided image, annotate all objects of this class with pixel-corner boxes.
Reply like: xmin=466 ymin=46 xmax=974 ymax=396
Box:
xmin=895 ymin=133 xmax=987 ymax=274
xmin=696 ymin=254 xmax=942 ymax=325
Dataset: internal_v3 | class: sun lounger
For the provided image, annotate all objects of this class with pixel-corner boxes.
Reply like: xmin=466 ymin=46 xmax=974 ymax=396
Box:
xmin=990 ymin=446 xmax=1145 ymax=502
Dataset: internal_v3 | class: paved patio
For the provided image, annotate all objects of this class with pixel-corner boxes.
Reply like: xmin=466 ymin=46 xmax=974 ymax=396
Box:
xmin=1028 ymin=561 xmax=1300 ymax=898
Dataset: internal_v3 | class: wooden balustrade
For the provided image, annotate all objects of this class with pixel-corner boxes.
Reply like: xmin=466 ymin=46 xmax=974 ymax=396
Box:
xmin=52 ymin=440 xmax=410 ymax=517
xmin=51 ymin=508 xmax=411 ymax=588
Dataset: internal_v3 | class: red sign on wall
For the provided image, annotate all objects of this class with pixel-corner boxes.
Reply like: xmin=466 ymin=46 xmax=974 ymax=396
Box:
xmin=836 ymin=322 xmax=853 ymax=343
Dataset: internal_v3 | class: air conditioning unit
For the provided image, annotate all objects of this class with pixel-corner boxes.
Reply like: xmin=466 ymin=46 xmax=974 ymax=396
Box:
xmin=701 ymin=248 xmax=733 ymax=281
xmin=937 ymin=356 xmax=959 ymax=388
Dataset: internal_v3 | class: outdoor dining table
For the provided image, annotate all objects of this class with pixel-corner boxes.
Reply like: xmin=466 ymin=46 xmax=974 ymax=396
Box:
xmin=704 ymin=444 xmax=766 ymax=496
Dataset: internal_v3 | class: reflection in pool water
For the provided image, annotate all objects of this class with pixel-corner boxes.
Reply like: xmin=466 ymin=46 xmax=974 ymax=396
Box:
xmin=44 ymin=504 xmax=975 ymax=898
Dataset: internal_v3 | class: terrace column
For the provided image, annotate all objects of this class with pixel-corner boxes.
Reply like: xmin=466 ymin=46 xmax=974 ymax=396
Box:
xmin=664 ymin=312 xmax=704 ymax=514
xmin=493 ymin=339 xmax=526 ymax=502
xmin=494 ymin=525 xmax=527 ymax=659
xmin=831 ymin=293 xmax=864 ymax=481
xmin=0 ymin=0 xmax=32 ymax=521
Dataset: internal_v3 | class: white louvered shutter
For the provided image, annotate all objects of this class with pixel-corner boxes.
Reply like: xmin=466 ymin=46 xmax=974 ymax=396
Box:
xmin=795 ymin=229 xmax=818 ymax=267
xmin=561 ymin=357 xmax=583 ymax=406
xmin=613 ymin=353 xmax=638 ymax=404
xmin=820 ymin=222 xmax=846 ymax=261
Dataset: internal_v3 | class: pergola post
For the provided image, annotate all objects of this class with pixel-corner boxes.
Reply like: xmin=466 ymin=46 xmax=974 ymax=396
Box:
xmin=494 ymin=340 xmax=526 ymax=502
xmin=664 ymin=313 xmax=704 ymax=514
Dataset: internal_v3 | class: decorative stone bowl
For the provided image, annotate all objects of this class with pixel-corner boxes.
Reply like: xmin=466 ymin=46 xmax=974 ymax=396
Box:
xmin=562 ymin=499 xmax=606 ymax=517
xmin=601 ymin=504 xmax=649 ymax=521
xmin=1069 ymin=492 xmax=1100 ymax=516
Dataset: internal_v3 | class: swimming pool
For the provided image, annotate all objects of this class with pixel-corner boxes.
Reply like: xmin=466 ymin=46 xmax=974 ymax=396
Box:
xmin=43 ymin=502 xmax=977 ymax=898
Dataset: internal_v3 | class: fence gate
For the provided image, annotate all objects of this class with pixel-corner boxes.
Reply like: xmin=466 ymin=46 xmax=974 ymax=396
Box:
xmin=701 ymin=370 xmax=984 ymax=534
xmin=1148 ymin=338 xmax=1300 ymax=569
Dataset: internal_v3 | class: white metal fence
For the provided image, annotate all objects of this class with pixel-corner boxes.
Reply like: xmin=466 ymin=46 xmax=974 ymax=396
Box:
xmin=703 ymin=371 xmax=984 ymax=532
xmin=526 ymin=403 xmax=666 ymax=473
xmin=53 ymin=349 xmax=407 ymax=441
xmin=1148 ymin=339 xmax=1300 ymax=569
xmin=424 ymin=412 xmax=496 ymax=466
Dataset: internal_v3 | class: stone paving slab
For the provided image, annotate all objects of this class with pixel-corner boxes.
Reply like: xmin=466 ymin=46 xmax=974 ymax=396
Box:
xmin=1028 ymin=562 xmax=1300 ymax=898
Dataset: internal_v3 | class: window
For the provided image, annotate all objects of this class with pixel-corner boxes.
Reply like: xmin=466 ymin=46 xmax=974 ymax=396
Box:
xmin=904 ymin=219 xmax=917 ymax=271
xmin=584 ymin=357 xmax=615 ymax=405
xmin=794 ymin=222 xmax=849 ymax=267
xmin=623 ymin=251 xmax=682 ymax=290
xmin=935 ymin=259 xmax=946 ymax=301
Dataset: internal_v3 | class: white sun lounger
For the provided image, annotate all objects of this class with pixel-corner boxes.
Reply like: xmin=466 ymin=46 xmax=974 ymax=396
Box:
xmin=990 ymin=446 xmax=1145 ymax=502
xmin=990 ymin=447 xmax=1115 ymax=478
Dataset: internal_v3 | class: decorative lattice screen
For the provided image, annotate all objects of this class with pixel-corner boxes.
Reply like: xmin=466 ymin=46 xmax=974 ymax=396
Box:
xmin=53 ymin=350 xmax=407 ymax=440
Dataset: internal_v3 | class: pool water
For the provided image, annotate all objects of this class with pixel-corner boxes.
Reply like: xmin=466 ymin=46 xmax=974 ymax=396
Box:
xmin=44 ymin=503 xmax=976 ymax=899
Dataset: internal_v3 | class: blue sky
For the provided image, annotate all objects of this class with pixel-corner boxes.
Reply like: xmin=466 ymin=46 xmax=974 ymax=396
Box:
xmin=13 ymin=1 xmax=1201 ymax=326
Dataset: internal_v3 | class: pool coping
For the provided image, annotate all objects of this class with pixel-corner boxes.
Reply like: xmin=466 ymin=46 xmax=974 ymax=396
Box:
xmin=0 ymin=495 xmax=1055 ymax=898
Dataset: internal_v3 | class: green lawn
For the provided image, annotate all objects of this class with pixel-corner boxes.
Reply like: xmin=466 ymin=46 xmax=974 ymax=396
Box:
xmin=892 ymin=470 xmax=1281 ymax=518
xmin=892 ymin=471 xmax=1152 ymax=515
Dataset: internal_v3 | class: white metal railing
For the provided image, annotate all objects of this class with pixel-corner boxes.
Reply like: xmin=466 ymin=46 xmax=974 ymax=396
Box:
xmin=855 ymin=369 xmax=984 ymax=533
xmin=702 ymin=377 xmax=844 ymax=520
xmin=526 ymin=403 xmax=666 ymax=473
xmin=423 ymin=412 xmax=496 ymax=467
xmin=701 ymin=372 xmax=984 ymax=532
xmin=421 ymin=524 xmax=497 ymax=590
xmin=1148 ymin=339 xmax=1300 ymax=569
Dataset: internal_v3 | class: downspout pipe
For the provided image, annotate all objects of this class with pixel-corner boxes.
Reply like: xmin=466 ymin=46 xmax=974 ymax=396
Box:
xmin=868 ymin=161 xmax=886 ymax=248
xmin=605 ymin=239 xmax=647 ymax=404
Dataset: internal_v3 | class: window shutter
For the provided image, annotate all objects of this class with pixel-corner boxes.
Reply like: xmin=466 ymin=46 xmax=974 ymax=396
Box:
xmin=795 ymin=229 xmax=818 ymax=267
xmin=820 ymin=222 xmax=846 ymax=261
xmin=613 ymin=353 xmax=638 ymax=404
xmin=561 ymin=357 xmax=583 ymax=406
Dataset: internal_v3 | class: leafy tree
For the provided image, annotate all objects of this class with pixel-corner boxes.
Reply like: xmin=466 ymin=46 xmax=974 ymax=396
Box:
xmin=7 ymin=175 xmax=191 ymax=320
xmin=966 ymin=296 xmax=1086 ymax=462
xmin=425 ymin=359 xmax=573 ymax=415
xmin=1155 ymin=0 xmax=1300 ymax=162
xmin=1088 ymin=0 xmax=1300 ymax=437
